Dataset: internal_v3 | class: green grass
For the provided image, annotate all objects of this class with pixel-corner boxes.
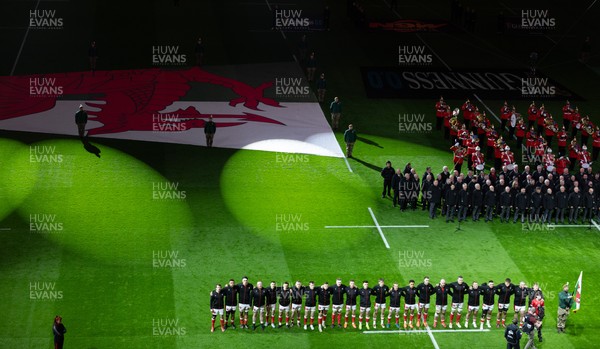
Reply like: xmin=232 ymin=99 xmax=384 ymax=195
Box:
xmin=2 ymin=0 xmax=600 ymax=348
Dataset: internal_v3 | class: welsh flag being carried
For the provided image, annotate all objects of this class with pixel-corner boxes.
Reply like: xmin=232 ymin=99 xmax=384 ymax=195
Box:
xmin=573 ymin=271 xmax=582 ymax=313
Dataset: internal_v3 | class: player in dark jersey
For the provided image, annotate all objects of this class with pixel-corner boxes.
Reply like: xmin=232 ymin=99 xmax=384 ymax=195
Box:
xmin=304 ymin=281 xmax=318 ymax=331
xmin=372 ymin=278 xmax=389 ymax=329
xmin=449 ymin=276 xmax=468 ymax=328
xmin=465 ymin=281 xmax=482 ymax=328
xmin=433 ymin=278 xmax=451 ymax=328
xmin=402 ymin=280 xmax=418 ymax=329
xmin=344 ymin=280 xmax=359 ymax=328
xmin=387 ymin=282 xmax=402 ymax=328
xmin=278 ymin=281 xmax=292 ymax=328
xmin=266 ymin=281 xmax=279 ymax=328
xmin=513 ymin=281 xmax=530 ymax=326
xmin=210 ymin=284 xmax=226 ymax=332
xmin=496 ymin=278 xmax=515 ymax=328
xmin=290 ymin=280 xmax=304 ymax=327
xmin=317 ymin=282 xmax=332 ymax=332
xmin=358 ymin=280 xmax=373 ymax=330
xmin=237 ymin=276 xmax=254 ymax=329
xmin=223 ymin=279 xmax=239 ymax=329
xmin=329 ymin=278 xmax=346 ymax=328
xmin=479 ymin=280 xmax=496 ymax=329
xmin=416 ymin=276 xmax=435 ymax=328
xmin=251 ymin=281 xmax=268 ymax=330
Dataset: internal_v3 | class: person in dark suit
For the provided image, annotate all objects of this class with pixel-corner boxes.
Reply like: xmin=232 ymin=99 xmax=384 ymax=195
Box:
xmin=53 ymin=316 xmax=67 ymax=349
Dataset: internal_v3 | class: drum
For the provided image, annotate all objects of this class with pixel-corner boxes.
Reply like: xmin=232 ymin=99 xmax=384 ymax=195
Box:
xmin=452 ymin=108 xmax=460 ymax=116
xmin=507 ymin=163 xmax=515 ymax=170
xmin=546 ymin=165 xmax=555 ymax=172
xmin=582 ymin=162 xmax=590 ymax=169
xmin=476 ymin=164 xmax=484 ymax=171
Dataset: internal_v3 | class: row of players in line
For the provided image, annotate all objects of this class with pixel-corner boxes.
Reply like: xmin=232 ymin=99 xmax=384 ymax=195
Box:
xmin=208 ymin=276 xmax=544 ymax=333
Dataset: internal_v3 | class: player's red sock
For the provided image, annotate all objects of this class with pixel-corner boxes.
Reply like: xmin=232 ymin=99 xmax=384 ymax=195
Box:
xmin=403 ymin=314 xmax=407 ymax=322
xmin=318 ymin=316 xmax=322 ymax=325
xmin=220 ymin=319 xmax=225 ymax=328
xmin=337 ymin=314 xmax=341 ymax=324
xmin=271 ymin=315 xmax=275 ymax=324
xmin=456 ymin=314 xmax=462 ymax=322
xmin=304 ymin=318 xmax=307 ymax=325
xmin=424 ymin=314 xmax=428 ymax=323
xmin=285 ymin=316 xmax=289 ymax=324
xmin=396 ymin=317 xmax=399 ymax=324
xmin=310 ymin=318 xmax=314 ymax=325
xmin=410 ymin=314 xmax=414 ymax=322
xmin=344 ymin=315 xmax=348 ymax=324
xmin=331 ymin=314 xmax=335 ymax=324
xmin=450 ymin=313 xmax=454 ymax=322
xmin=387 ymin=317 xmax=391 ymax=324
xmin=211 ymin=319 xmax=215 ymax=329
xmin=278 ymin=316 xmax=282 ymax=324
xmin=359 ymin=316 xmax=363 ymax=323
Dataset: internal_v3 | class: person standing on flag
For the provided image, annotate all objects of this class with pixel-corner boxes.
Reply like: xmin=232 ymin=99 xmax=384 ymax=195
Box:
xmin=557 ymin=283 xmax=574 ymax=333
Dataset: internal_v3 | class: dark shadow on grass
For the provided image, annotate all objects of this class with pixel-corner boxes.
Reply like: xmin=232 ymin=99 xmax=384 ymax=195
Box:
xmin=357 ymin=136 xmax=383 ymax=148
xmin=82 ymin=137 xmax=101 ymax=158
xmin=350 ymin=156 xmax=381 ymax=172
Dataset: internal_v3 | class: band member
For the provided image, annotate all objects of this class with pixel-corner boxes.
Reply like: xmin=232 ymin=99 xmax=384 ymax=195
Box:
xmin=516 ymin=117 xmax=527 ymax=150
xmin=501 ymin=146 xmax=515 ymax=169
xmin=544 ymin=115 xmax=558 ymax=147
xmin=581 ymin=116 xmax=594 ymax=146
xmin=435 ymin=97 xmax=446 ymax=130
xmin=543 ymin=148 xmax=555 ymax=173
xmin=458 ymin=124 xmax=470 ymax=146
xmin=449 ymin=116 xmax=461 ymax=144
xmin=536 ymin=104 xmax=547 ymax=134
xmin=534 ymin=137 xmax=547 ymax=165
xmin=451 ymin=143 xmax=466 ymax=174
xmin=525 ymin=128 xmax=537 ymax=159
xmin=466 ymin=135 xmax=479 ymax=170
xmin=527 ymin=101 xmax=537 ymax=129
xmin=568 ymin=139 xmax=580 ymax=171
xmin=578 ymin=145 xmax=592 ymax=170
xmin=461 ymin=99 xmax=475 ymax=124
xmin=500 ymin=101 xmax=511 ymax=133
xmin=555 ymin=156 xmax=570 ymax=178
xmin=472 ymin=146 xmax=485 ymax=172
xmin=571 ymin=107 xmax=581 ymax=138
xmin=508 ymin=106 xmax=518 ymax=139
xmin=443 ymin=105 xmax=452 ymax=140
xmin=562 ymin=100 xmax=573 ymax=130
xmin=557 ymin=126 xmax=568 ymax=157
xmin=486 ymin=125 xmax=499 ymax=160
xmin=494 ymin=137 xmax=505 ymax=171
xmin=592 ymin=126 xmax=600 ymax=161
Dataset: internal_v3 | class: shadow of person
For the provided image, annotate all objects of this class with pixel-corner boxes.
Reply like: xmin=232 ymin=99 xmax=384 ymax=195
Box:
xmin=357 ymin=136 xmax=383 ymax=148
xmin=350 ymin=156 xmax=380 ymax=172
xmin=82 ymin=137 xmax=101 ymax=158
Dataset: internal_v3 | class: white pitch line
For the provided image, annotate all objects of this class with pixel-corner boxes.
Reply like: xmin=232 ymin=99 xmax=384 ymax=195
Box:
xmin=426 ymin=326 xmax=441 ymax=349
xmin=368 ymin=207 xmax=390 ymax=249
xmin=343 ymin=156 xmax=353 ymax=173
xmin=325 ymin=225 xmax=429 ymax=228
xmin=591 ymin=219 xmax=600 ymax=232
xmin=0 ymin=228 xmax=11 ymax=231
xmin=11 ymin=0 xmax=41 ymax=75
xmin=364 ymin=328 xmax=491 ymax=334
xmin=553 ymin=224 xmax=591 ymax=228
